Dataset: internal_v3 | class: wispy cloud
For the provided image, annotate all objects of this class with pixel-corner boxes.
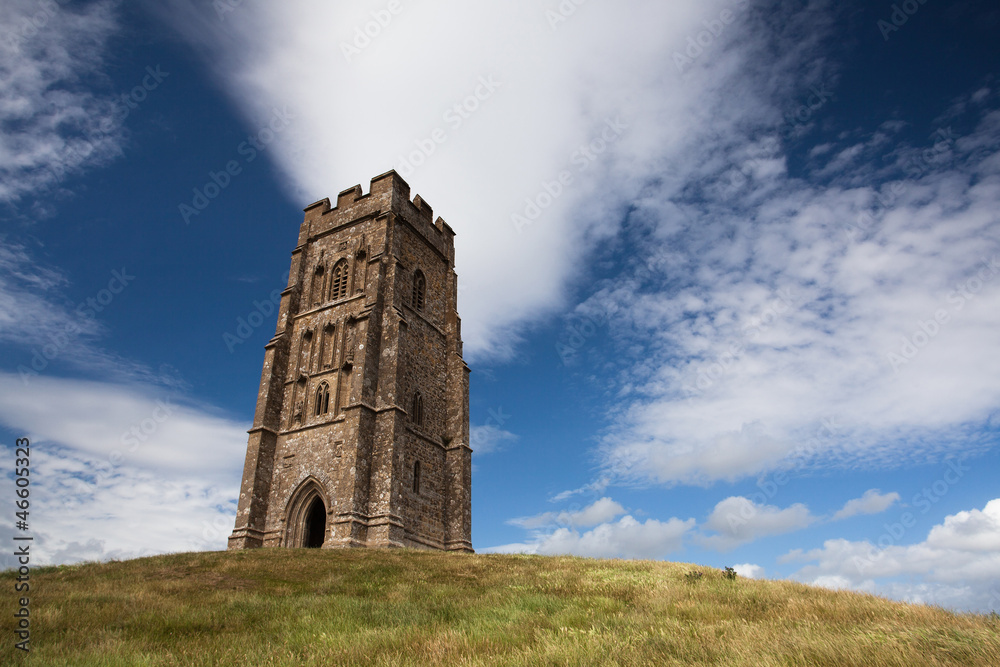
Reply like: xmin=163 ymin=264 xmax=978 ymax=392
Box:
xmin=591 ymin=92 xmax=1000 ymax=486
xmin=832 ymin=489 xmax=900 ymax=521
xmin=508 ymin=497 xmax=626 ymax=530
xmin=0 ymin=0 xmax=123 ymax=208
xmin=0 ymin=242 xmax=161 ymax=385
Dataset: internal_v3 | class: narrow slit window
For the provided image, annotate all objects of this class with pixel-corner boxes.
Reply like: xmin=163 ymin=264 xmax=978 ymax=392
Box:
xmin=312 ymin=265 xmax=325 ymax=306
xmin=413 ymin=461 xmax=421 ymax=495
xmin=411 ymin=392 xmax=423 ymax=427
xmin=412 ymin=270 xmax=426 ymax=312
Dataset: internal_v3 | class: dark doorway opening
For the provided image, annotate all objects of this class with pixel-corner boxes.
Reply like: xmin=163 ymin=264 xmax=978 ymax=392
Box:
xmin=304 ymin=497 xmax=326 ymax=548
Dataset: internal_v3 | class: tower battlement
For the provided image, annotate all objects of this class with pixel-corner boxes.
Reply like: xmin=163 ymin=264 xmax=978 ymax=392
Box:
xmin=300 ymin=171 xmax=455 ymax=253
xmin=229 ymin=172 xmax=472 ymax=554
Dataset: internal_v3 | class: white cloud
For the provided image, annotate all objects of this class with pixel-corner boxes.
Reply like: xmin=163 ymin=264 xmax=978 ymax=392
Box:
xmin=509 ymin=497 xmax=626 ymax=530
xmin=781 ymin=499 xmax=1000 ymax=612
xmin=925 ymin=499 xmax=1000 ymax=552
xmin=498 ymin=497 xmax=693 ymax=559
xmin=477 ymin=542 xmax=539 ymax=555
xmin=550 ymin=477 xmax=612 ymax=503
xmin=732 ymin=563 xmax=765 ymax=579
xmin=470 ymin=423 xmax=517 ymax=455
xmin=699 ymin=496 xmax=815 ymax=551
xmin=591 ymin=91 xmax=1000 ymax=486
xmin=833 ymin=489 xmax=900 ymax=521
xmin=0 ymin=0 xmax=124 ymax=205
xmin=0 ymin=373 xmax=246 ymax=566
xmin=0 ymin=373 xmax=244 ymax=476
xmin=535 ymin=515 xmax=695 ymax=560
xmin=144 ymin=0 xmax=824 ymax=361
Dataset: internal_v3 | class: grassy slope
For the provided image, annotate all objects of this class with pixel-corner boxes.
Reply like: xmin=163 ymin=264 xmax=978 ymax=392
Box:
xmin=2 ymin=549 xmax=998 ymax=666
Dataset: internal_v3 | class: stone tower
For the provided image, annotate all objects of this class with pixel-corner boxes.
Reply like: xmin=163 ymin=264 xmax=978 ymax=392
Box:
xmin=228 ymin=170 xmax=472 ymax=552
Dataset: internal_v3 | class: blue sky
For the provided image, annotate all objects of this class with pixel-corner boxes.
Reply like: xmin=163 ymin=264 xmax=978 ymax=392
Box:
xmin=2 ymin=0 xmax=1000 ymax=612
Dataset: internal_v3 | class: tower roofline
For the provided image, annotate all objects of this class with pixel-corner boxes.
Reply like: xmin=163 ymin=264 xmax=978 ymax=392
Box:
xmin=301 ymin=171 xmax=457 ymax=247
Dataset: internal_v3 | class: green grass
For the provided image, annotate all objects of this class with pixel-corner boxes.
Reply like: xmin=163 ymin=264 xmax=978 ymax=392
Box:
xmin=3 ymin=549 xmax=999 ymax=665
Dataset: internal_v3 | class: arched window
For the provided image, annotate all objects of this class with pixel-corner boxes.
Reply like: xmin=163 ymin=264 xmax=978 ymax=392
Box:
xmin=315 ymin=381 xmax=330 ymax=416
xmin=412 ymin=270 xmax=426 ymax=311
xmin=411 ymin=391 xmax=423 ymax=427
xmin=329 ymin=259 xmax=348 ymax=301
xmin=413 ymin=461 xmax=421 ymax=495
xmin=312 ymin=265 xmax=325 ymax=306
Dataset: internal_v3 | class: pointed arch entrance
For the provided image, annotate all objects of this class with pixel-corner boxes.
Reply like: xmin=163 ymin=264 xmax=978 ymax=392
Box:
xmin=284 ymin=478 xmax=329 ymax=548
xmin=304 ymin=497 xmax=326 ymax=548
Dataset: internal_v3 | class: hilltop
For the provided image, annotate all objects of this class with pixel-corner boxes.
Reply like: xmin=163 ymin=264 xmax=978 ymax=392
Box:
xmin=2 ymin=549 xmax=998 ymax=665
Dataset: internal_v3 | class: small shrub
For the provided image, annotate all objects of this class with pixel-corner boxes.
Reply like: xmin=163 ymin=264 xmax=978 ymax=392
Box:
xmin=724 ymin=567 xmax=738 ymax=580
xmin=684 ymin=570 xmax=703 ymax=582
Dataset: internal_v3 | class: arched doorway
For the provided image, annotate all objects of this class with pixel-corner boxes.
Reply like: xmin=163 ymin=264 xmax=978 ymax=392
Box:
xmin=283 ymin=478 xmax=329 ymax=548
xmin=303 ymin=496 xmax=326 ymax=548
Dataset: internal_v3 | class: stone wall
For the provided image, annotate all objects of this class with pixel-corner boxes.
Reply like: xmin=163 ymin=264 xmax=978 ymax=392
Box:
xmin=229 ymin=170 xmax=472 ymax=553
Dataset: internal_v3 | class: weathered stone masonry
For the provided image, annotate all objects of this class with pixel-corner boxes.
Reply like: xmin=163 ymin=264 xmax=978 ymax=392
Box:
xmin=228 ymin=170 xmax=472 ymax=552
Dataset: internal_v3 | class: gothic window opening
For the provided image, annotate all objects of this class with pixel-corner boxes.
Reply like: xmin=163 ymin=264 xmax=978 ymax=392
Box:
xmin=412 ymin=270 xmax=426 ymax=311
xmin=329 ymin=259 xmax=349 ymax=301
xmin=411 ymin=392 xmax=423 ymax=427
xmin=315 ymin=381 xmax=330 ymax=416
xmin=413 ymin=461 xmax=421 ymax=495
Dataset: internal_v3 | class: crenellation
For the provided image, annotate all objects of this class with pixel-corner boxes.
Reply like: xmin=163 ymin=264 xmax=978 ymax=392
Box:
xmin=336 ymin=184 xmax=364 ymax=208
xmin=411 ymin=194 xmax=434 ymax=221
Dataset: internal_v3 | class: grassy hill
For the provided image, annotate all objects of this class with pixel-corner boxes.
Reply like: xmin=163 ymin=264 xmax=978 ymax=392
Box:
xmin=3 ymin=549 xmax=998 ymax=666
